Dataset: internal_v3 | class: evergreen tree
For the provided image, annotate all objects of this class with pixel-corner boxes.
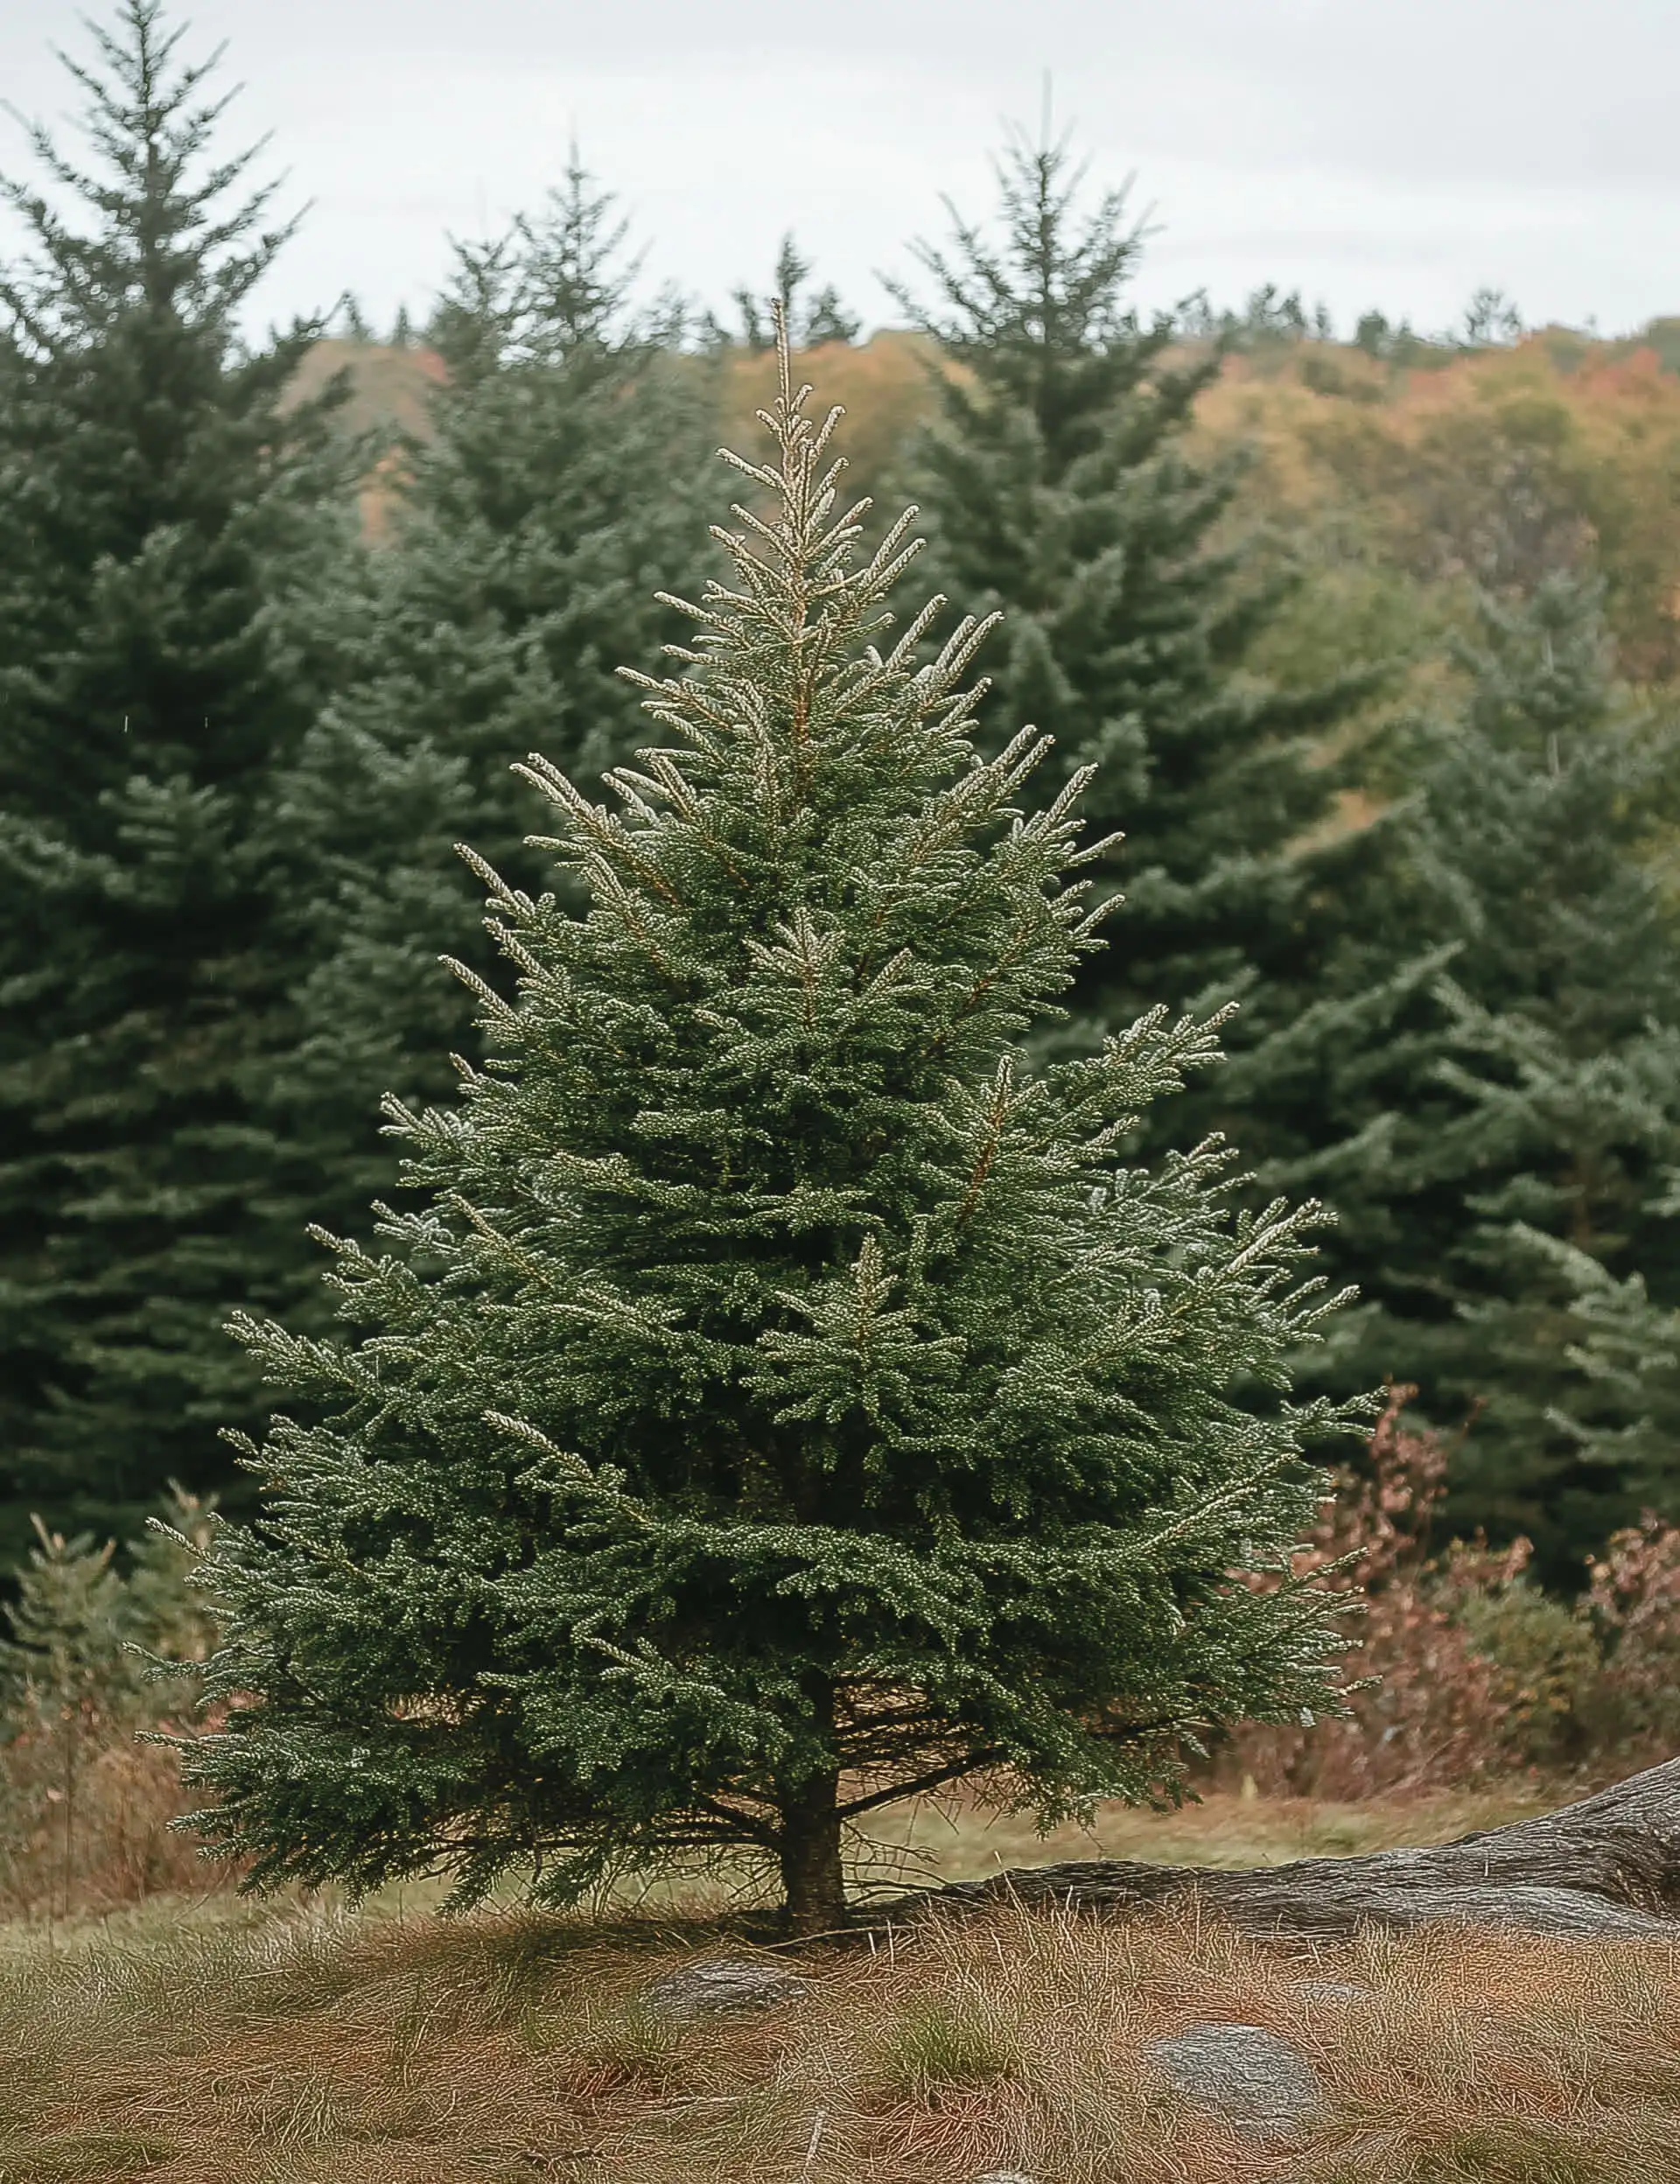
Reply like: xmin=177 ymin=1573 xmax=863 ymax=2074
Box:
xmin=269 ymin=159 xmax=718 ymax=1246
xmin=713 ymin=234 xmax=861 ymax=353
xmin=1529 ymin=1225 xmax=1680 ymax=1520
xmin=1460 ymin=287 xmax=1523 ymax=351
xmin=181 ymin=349 xmax=1364 ymax=1935
xmin=0 ymin=1 xmax=359 ymax=1556
xmin=887 ymin=130 xmax=1374 ymax=1064
xmin=1178 ymin=285 xmax=1336 ymax=353
xmin=1 ymin=1521 xmax=136 ymax=1743
xmin=1284 ymin=579 xmax=1680 ymax=1573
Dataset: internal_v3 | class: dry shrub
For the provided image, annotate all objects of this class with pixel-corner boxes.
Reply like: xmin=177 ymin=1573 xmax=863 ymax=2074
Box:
xmin=1224 ymin=1389 xmax=1680 ymax=1799
xmin=1584 ymin=1515 xmax=1680 ymax=1763
xmin=1226 ymin=1390 xmax=1521 ymax=1797
xmin=0 ymin=1489 xmax=234 ymax=1920
xmin=0 ymin=1711 xmax=217 ymax=1918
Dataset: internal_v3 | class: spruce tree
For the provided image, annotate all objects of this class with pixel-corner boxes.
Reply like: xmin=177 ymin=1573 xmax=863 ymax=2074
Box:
xmin=268 ymin=160 xmax=718 ymax=1246
xmin=0 ymin=1 xmax=358 ymax=1556
xmin=1530 ymin=1228 xmax=1680 ymax=1520
xmin=717 ymin=234 xmax=861 ymax=353
xmin=888 ymin=131 xmax=1373 ymax=1060
xmin=181 ymin=347 xmax=1364 ymax=1934
xmin=1291 ymin=579 xmax=1680 ymax=1573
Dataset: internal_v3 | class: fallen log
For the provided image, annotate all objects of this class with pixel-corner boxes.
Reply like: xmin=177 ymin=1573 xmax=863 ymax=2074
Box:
xmin=926 ymin=1758 xmax=1680 ymax=1940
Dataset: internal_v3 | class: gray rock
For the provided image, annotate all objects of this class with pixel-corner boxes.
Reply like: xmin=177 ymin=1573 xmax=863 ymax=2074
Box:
xmin=640 ymin=1956 xmax=810 ymax=2020
xmin=1147 ymin=2022 xmax=1326 ymax=2142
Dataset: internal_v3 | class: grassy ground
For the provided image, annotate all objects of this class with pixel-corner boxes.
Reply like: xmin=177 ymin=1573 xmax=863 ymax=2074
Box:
xmin=6 ymin=1786 xmax=1675 ymax=2184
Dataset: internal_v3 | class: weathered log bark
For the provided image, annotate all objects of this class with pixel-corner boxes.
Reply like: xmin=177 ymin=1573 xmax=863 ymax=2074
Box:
xmin=925 ymin=1758 xmax=1680 ymax=1940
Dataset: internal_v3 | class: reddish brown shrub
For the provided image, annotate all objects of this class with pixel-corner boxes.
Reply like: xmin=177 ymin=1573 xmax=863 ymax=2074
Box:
xmin=0 ymin=1490 xmax=237 ymax=1918
xmin=1224 ymin=1390 xmax=1541 ymax=1796
xmin=1221 ymin=1390 xmax=1680 ymax=1796
xmin=1584 ymin=1516 xmax=1680 ymax=1764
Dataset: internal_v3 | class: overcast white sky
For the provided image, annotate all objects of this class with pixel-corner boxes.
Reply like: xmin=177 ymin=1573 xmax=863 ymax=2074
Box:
xmin=3 ymin=0 xmax=1676 ymax=341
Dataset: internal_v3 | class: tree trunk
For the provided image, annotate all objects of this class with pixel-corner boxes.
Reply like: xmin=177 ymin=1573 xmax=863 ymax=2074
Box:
xmin=920 ymin=1757 xmax=1680 ymax=1941
xmin=779 ymin=1768 xmax=847 ymax=1937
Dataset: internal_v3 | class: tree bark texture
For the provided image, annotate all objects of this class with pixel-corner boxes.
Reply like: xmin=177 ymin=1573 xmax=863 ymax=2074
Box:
xmin=923 ymin=1758 xmax=1680 ymax=1941
xmin=779 ymin=1768 xmax=847 ymax=1938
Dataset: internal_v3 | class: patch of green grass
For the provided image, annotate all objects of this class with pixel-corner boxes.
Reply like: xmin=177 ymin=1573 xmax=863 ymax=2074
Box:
xmin=1320 ymin=2118 xmax=1680 ymax=2184
xmin=869 ymin=1998 xmax=1016 ymax=2101
xmin=569 ymin=1998 xmax=691 ymax=2090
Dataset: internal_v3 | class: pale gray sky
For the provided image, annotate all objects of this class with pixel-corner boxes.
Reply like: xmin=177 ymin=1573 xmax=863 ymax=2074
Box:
xmin=4 ymin=0 xmax=1676 ymax=339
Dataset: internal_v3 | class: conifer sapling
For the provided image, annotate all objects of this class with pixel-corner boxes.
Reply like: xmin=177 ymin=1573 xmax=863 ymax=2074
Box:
xmin=181 ymin=339 xmax=1365 ymax=1935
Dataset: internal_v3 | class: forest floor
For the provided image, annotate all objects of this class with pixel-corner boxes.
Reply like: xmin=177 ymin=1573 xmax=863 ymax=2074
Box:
xmin=7 ymin=1783 xmax=1679 ymax=2184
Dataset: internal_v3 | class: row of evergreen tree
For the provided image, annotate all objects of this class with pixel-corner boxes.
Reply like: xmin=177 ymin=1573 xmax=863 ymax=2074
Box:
xmin=3 ymin=0 xmax=1677 ymax=1590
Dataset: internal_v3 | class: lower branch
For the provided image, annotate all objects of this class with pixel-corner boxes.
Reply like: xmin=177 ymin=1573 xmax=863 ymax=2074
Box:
xmin=837 ymin=1751 xmax=1001 ymax=1822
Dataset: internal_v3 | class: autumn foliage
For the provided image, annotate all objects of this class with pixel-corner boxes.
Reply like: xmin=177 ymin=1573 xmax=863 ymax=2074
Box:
xmin=1228 ymin=1389 xmax=1680 ymax=1799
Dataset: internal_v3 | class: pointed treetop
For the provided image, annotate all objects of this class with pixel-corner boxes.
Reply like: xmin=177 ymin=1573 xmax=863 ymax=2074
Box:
xmin=427 ymin=151 xmax=654 ymax=382
xmin=1 ymin=0 xmax=298 ymax=353
xmin=886 ymin=123 xmax=1153 ymax=363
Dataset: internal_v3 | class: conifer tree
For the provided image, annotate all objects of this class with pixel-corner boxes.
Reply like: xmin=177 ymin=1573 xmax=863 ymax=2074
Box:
xmin=181 ymin=346 xmax=1364 ymax=1934
xmin=1531 ymin=1231 xmax=1680 ymax=1519
xmin=717 ymin=234 xmax=861 ymax=353
xmin=1289 ymin=579 xmax=1680 ymax=1572
xmin=888 ymin=130 xmax=1373 ymax=1060
xmin=0 ymin=1 xmax=358 ymax=1556
xmin=0 ymin=1518 xmax=136 ymax=1919
xmin=269 ymin=160 xmax=718 ymax=1243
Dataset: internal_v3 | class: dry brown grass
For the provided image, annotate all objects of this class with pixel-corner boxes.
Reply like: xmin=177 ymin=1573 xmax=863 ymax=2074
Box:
xmin=0 ymin=1732 xmax=236 ymax=1922
xmin=8 ymin=1833 xmax=1680 ymax=2184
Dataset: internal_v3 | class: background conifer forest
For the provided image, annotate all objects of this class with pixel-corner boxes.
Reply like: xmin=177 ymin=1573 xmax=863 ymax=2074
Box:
xmin=7 ymin=0 xmax=1680 ymax=1894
